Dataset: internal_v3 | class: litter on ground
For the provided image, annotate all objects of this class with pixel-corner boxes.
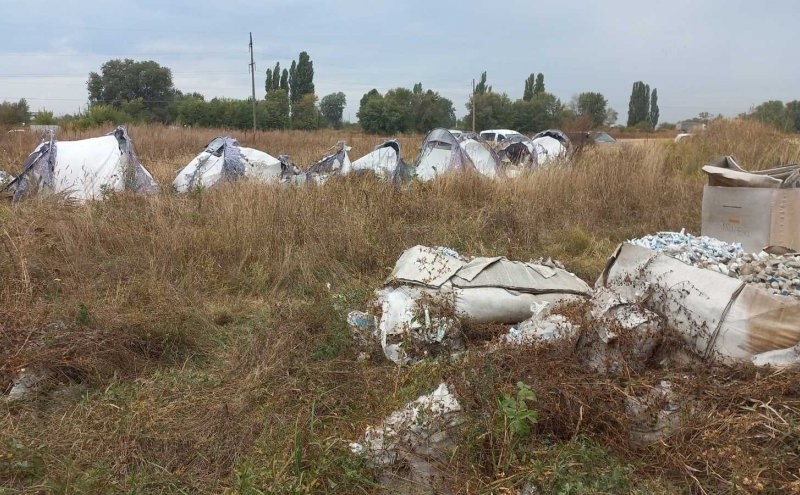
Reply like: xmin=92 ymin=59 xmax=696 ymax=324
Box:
xmin=349 ymin=383 xmax=464 ymax=491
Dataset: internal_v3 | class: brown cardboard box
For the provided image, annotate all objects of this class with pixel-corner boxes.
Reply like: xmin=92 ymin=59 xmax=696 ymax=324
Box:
xmin=702 ymin=185 xmax=800 ymax=252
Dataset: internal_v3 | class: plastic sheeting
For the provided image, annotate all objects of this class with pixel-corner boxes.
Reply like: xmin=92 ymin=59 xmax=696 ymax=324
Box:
xmin=497 ymin=135 xmax=538 ymax=176
xmin=350 ymin=140 xmax=403 ymax=180
xmin=457 ymin=134 xmax=502 ymax=179
xmin=304 ymin=141 xmax=352 ymax=183
xmin=8 ymin=126 xmax=158 ymax=201
xmin=414 ymin=128 xmax=476 ymax=181
xmin=364 ymin=245 xmax=592 ymax=364
xmin=349 ymin=383 xmax=464 ymax=490
xmin=0 ymin=170 xmax=16 ymax=189
xmin=532 ymin=129 xmax=571 ymax=165
xmin=173 ymin=137 xmax=282 ymax=192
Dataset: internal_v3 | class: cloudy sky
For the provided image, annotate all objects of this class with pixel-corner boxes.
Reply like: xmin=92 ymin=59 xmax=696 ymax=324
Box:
xmin=1 ymin=0 xmax=798 ymax=124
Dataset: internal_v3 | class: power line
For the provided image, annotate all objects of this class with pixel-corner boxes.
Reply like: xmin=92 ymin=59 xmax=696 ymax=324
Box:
xmin=0 ymin=22 xmax=254 ymax=36
xmin=0 ymin=71 xmax=251 ymax=78
xmin=0 ymin=49 xmax=272 ymax=58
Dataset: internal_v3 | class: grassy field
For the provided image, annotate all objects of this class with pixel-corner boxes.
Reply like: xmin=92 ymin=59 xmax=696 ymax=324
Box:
xmin=1 ymin=120 xmax=800 ymax=493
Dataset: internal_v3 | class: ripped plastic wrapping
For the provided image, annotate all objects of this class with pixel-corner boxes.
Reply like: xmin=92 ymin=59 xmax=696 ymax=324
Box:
xmin=0 ymin=170 xmax=14 ymax=189
xmin=599 ymin=243 xmax=800 ymax=363
xmin=349 ymin=383 xmax=464 ymax=488
xmin=358 ymin=246 xmax=592 ymax=364
xmin=505 ymin=302 xmax=578 ymax=344
xmin=389 ymin=245 xmax=591 ymax=324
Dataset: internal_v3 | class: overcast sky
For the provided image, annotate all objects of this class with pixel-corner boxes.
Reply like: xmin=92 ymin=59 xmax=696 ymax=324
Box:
xmin=1 ymin=0 xmax=798 ymax=125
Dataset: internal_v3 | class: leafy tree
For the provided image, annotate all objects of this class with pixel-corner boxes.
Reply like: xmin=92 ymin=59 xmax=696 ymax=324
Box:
xmin=291 ymin=93 xmax=319 ymax=130
xmin=749 ymin=100 xmax=793 ymax=131
xmin=649 ymin=88 xmax=659 ymax=128
xmin=264 ymin=89 xmax=290 ymax=129
xmin=0 ymin=98 xmax=30 ymax=125
xmin=74 ymin=104 xmax=135 ymax=130
xmin=534 ymin=73 xmax=545 ymax=95
xmin=627 ymin=81 xmax=650 ymax=127
xmin=410 ymin=86 xmax=455 ymax=132
xmin=383 ymin=88 xmax=414 ymax=133
xmin=292 ymin=52 xmax=314 ymax=103
xmin=319 ymin=92 xmax=346 ymax=129
xmin=511 ymin=92 xmax=566 ymax=132
xmin=32 ymin=110 xmax=56 ymax=125
xmin=467 ymin=92 xmax=513 ymax=130
xmin=170 ymin=93 xmax=206 ymax=126
xmin=785 ymin=100 xmax=800 ymax=132
xmin=87 ymin=59 xmax=174 ymax=122
xmin=288 ymin=60 xmax=298 ymax=103
xmin=523 ymin=74 xmax=535 ymax=101
xmin=265 ymin=69 xmax=273 ymax=95
xmin=576 ymin=92 xmax=608 ymax=128
xmin=475 ymin=71 xmax=490 ymax=95
xmin=279 ymin=69 xmax=289 ymax=91
xmin=358 ymin=85 xmax=454 ymax=134
xmin=604 ymin=107 xmax=618 ymax=126
xmin=511 ymin=99 xmax=536 ymax=132
xmin=357 ymin=89 xmax=385 ymax=134
xmin=272 ymin=62 xmax=281 ymax=91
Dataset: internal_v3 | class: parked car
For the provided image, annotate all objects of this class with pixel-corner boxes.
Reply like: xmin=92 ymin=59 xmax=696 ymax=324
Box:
xmin=590 ymin=131 xmax=617 ymax=145
xmin=479 ymin=129 xmax=526 ymax=146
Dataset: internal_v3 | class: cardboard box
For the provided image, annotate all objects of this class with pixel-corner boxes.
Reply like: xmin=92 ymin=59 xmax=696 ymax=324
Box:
xmin=702 ymin=185 xmax=800 ymax=252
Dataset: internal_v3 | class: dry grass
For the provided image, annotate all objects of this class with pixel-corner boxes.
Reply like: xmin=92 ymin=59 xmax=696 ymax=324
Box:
xmin=0 ymin=119 xmax=799 ymax=493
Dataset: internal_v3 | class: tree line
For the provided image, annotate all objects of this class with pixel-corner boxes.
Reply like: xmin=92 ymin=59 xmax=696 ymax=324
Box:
xmin=1 ymin=55 xmax=674 ymax=134
xmin=744 ymin=100 xmax=800 ymax=133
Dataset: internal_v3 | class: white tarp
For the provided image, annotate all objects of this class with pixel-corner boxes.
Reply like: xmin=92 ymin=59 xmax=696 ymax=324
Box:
xmin=459 ymin=138 xmax=501 ymax=179
xmin=351 ymin=141 xmax=401 ymax=180
xmin=8 ymin=127 xmax=159 ymax=202
xmin=531 ymin=136 xmax=566 ymax=165
xmin=531 ymin=129 xmax=570 ymax=165
xmin=52 ymin=136 xmax=126 ymax=199
xmin=173 ymin=137 xmax=282 ymax=192
xmin=414 ymin=129 xmax=476 ymax=181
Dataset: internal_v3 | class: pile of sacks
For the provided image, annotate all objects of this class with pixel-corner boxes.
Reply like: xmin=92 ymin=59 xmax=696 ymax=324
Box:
xmin=349 ymin=241 xmax=800 ymax=369
xmin=346 ymin=239 xmax=800 ymax=489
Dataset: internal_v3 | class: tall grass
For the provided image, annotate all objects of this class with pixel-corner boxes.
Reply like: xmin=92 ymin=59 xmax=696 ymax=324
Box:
xmin=1 ymin=119 xmax=799 ymax=493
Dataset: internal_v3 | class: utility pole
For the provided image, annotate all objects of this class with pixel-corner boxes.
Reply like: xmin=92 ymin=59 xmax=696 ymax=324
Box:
xmin=249 ymin=32 xmax=257 ymax=133
xmin=471 ymin=78 xmax=476 ymax=132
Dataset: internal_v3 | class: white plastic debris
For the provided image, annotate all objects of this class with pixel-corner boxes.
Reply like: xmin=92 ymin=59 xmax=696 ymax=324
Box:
xmin=580 ymin=287 xmax=665 ymax=373
xmin=752 ymin=343 xmax=800 ymax=367
xmin=350 ymin=383 xmax=464 ymax=489
xmin=505 ymin=302 xmax=578 ymax=344
xmin=374 ymin=286 xmax=459 ymax=365
xmin=0 ymin=170 xmax=14 ymax=189
xmin=629 ymin=230 xmax=744 ymax=268
xmin=7 ymin=368 xmax=48 ymax=400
